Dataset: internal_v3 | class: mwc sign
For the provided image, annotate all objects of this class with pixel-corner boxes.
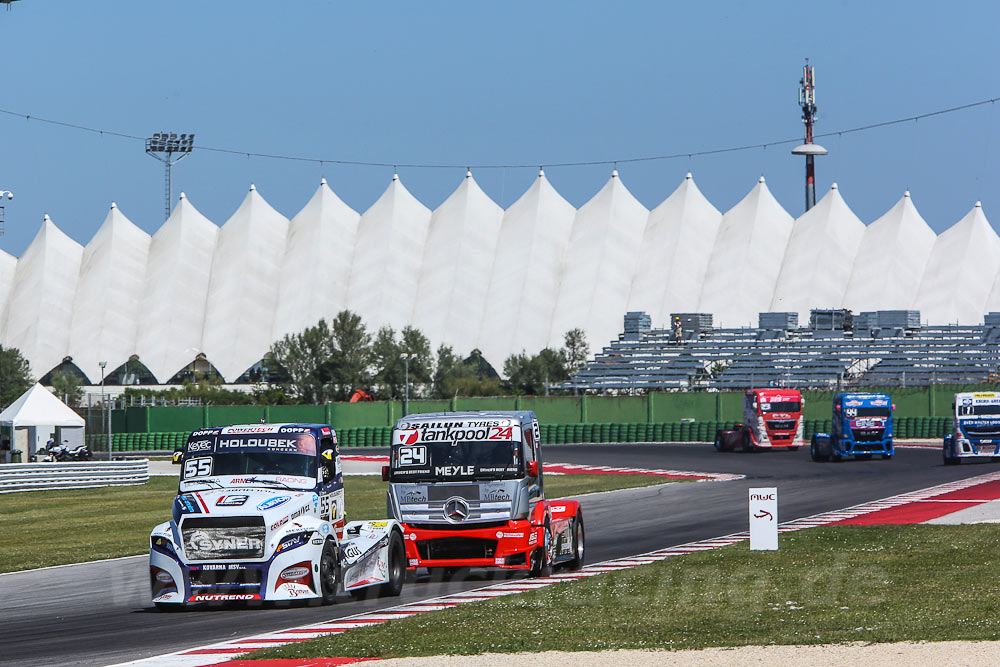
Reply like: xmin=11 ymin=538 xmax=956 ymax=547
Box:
xmin=749 ymin=487 xmax=778 ymax=551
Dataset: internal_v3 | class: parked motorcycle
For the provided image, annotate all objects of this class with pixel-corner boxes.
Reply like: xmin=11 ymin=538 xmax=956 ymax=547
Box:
xmin=31 ymin=442 xmax=93 ymax=462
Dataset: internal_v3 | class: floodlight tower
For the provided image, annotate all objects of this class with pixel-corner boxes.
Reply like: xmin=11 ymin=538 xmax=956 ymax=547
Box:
xmin=145 ymin=132 xmax=194 ymax=220
xmin=791 ymin=60 xmax=827 ymax=211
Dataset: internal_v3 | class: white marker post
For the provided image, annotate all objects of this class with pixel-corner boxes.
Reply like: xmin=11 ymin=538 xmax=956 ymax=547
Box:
xmin=749 ymin=487 xmax=778 ymax=550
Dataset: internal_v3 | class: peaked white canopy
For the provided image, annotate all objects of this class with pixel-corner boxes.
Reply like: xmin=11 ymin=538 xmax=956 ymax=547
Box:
xmin=202 ymin=185 xmax=289 ymax=381
xmin=843 ymin=191 xmax=936 ymax=313
xmin=479 ymin=170 xmax=576 ymax=366
xmin=916 ymin=202 xmax=1000 ymax=324
xmin=550 ymin=172 xmax=649 ymax=355
xmin=410 ymin=173 xmax=502 ymax=351
xmin=628 ymin=173 xmax=721 ymax=323
xmin=136 ymin=193 xmax=219 ymax=383
xmin=0 ymin=383 xmax=85 ymax=427
xmin=700 ymin=177 xmax=794 ymax=327
xmin=771 ymin=183 xmax=865 ymax=319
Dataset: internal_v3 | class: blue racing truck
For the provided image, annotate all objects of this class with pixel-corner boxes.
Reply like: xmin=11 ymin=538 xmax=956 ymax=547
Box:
xmin=810 ymin=392 xmax=894 ymax=462
xmin=943 ymin=392 xmax=1000 ymax=465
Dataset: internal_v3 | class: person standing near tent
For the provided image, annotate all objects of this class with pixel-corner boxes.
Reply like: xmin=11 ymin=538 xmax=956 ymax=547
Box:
xmin=46 ymin=433 xmax=56 ymax=452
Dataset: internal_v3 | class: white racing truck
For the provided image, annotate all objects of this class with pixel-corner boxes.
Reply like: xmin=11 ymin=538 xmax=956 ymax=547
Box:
xmin=149 ymin=423 xmax=405 ymax=609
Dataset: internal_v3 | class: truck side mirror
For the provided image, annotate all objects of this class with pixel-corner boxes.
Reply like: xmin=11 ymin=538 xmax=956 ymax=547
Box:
xmin=172 ymin=450 xmax=183 ymax=465
xmin=527 ymin=461 xmax=539 ymax=477
xmin=892 ymin=404 xmax=897 ymax=411
xmin=834 ymin=405 xmax=841 ymax=414
xmin=382 ymin=465 xmax=390 ymax=482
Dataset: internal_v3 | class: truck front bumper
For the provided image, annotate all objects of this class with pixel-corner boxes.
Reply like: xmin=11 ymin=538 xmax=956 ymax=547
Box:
xmin=401 ymin=521 xmax=542 ymax=570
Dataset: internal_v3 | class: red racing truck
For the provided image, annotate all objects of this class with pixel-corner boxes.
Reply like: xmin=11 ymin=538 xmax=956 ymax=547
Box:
xmin=713 ymin=388 xmax=805 ymax=452
xmin=383 ymin=411 xmax=584 ymax=578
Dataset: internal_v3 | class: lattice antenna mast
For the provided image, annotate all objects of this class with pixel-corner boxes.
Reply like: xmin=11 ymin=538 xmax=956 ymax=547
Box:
xmin=145 ymin=132 xmax=194 ymax=221
xmin=791 ymin=60 xmax=827 ymax=211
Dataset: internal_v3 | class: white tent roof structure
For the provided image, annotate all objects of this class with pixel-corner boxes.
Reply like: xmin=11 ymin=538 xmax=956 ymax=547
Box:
xmin=274 ymin=180 xmax=360 ymax=341
xmin=3 ymin=216 xmax=83 ymax=378
xmin=345 ymin=175 xmax=431 ymax=332
xmin=410 ymin=173 xmax=502 ymax=353
xmin=699 ymin=177 xmax=794 ymax=327
xmin=771 ymin=183 xmax=865 ymax=320
xmin=627 ymin=173 xmax=721 ymax=323
xmin=0 ymin=383 xmax=85 ymax=427
xmin=136 ymin=193 xmax=219 ymax=383
xmin=842 ymin=191 xmax=936 ymax=313
xmin=550 ymin=172 xmax=649 ymax=354
xmin=1 ymin=174 xmax=999 ymax=383
xmin=202 ymin=185 xmax=289 ymax=381
xmin=67 ymin=203 xmax=151 ymax=383
xmin=915 ymin=202 xmax=1000 ymax=324
xmin=479 ymin=170 xmax=576 ymax=366
xmin=0 ymin=249 xmax=16 ymax=335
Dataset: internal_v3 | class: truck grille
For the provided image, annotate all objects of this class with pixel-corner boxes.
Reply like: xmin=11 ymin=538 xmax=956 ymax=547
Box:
xmin=766 ymin=420 xmax=796 ymax=431
xmin=965 ymin=425 xmax=1000 ymax=438
xmin=851 ymin=428 xmax=886 ymax=442
xmin=427 ymin=485 xmax=480 ymax=501
xmin=852 ymin=442 xmax=885 ymax=452
xmin=181 ymin=517 xmax=266 ymax=561
xmin=416 ymin=537 xmax=497 ymax=560
xmin=189 ymin=566 xmax=262 ymax=591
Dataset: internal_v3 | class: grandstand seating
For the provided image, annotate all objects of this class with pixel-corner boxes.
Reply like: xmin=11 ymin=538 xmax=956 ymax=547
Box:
xmin=561 ymin=311 xmax=1000 ymax=391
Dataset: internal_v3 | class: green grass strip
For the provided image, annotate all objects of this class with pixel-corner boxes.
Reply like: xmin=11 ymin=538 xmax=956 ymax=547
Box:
xmin=247 ymin=525 xmax=1000 ymax=659
xmin=0 ymin=473 xmax=671 ymax=573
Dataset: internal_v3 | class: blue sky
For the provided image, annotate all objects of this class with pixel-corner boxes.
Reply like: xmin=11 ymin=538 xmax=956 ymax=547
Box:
xmin=0 ymin=1 xmax=997 ymax=256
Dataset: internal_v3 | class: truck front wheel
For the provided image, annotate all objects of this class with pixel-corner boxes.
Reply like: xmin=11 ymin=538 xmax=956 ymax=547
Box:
xmin=377 ymin=531 xmax=405 ymax=598
xmin=318 ymin=540 xmax=339 ymax=605
xmin=567 ymin=514 xmax=585 ymax=571
xmin=528 ymin=524 xmax=552 ymax=578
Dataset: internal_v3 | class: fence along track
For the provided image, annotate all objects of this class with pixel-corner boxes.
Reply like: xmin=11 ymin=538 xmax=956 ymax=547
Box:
xmin=0 ymin=460 xmax=150 ymax=494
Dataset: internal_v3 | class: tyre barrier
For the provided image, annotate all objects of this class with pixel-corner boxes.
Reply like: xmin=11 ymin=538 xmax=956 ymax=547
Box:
xmin=0 ymin=460 xmax=150 ymax=494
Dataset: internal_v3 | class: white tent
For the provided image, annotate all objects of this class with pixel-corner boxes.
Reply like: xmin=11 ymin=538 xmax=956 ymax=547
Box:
xmin=3 ymin=216 xmax=83 ymax=378
xmin=915 ymin=202 xmax=1000 ymax=324
xmin=628 ymin=173 xmax=721 ymax=324
xmin=479 ymin=170 xmax=576 ymax=368
xmin=274 ymin=179 xmax=360 ymax=341
xmin=549 ymin=171 xmax=649 ymax=354
xmin=410 ymin=173 xmax=503 ymax=353
xmin=0 ymin=249 xmax=16 ymax=336
xmin=700 ymin=177 xmax=794 ymax=327
xmin=67 ymin=203 xmax=151 ymax=383
xmin=0 ymin=383 xmax=85 ymax=460
xmin=345 ymin=175 xmax=431 ymax=332
xmin=771 ymin=183 xmax=865 ymax=320
xmin=202 ymin=185 xmax=289 ymax=381
xmin=842 ymin=191 xmax=936 ymax=313
xmin=136 ymin=193 xmax=219 ymax=383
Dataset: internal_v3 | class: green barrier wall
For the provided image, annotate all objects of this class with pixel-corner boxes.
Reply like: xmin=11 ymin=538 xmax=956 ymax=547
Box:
xmin=112 ymin=384 xmax=996 ymax=436
xmin=115 ymin=417 xmax=957 ymax=452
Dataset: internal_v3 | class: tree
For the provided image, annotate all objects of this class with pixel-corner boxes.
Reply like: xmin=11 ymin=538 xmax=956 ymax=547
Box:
xmin=432 ymin=344 xmax=461 ymax=398
xmin=370 ymin=326 xmax=404 ymax=399
xmin=328 ymin=310 xmax=373 ymax=401
xmin=562 ymin=328 xmax=589 ymax=372
xmin=503 ymin=348 xmax=569 ymax=395
xmin=400 ymin=326 xmax=433 ymax=391
xmin=268 ymin=318 xmax=337 ymax=403
xmin=50 ymin=370 xmax=84 ymax=406
xmin=0 ymin=345 xmax=33 ymax=409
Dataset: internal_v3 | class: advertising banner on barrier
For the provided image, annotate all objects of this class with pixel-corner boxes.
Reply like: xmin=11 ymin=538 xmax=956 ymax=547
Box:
xmin=749 ymin=487 xmax=778 ymax=550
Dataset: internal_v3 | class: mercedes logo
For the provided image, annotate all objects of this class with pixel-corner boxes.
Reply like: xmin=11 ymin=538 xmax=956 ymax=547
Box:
xmin=443 ymin=496 xmax=470 ymax=523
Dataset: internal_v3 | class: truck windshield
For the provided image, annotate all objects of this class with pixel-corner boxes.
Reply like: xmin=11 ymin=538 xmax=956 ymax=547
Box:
xmin=763 ymin=401 xmax=800 ymax=412
xmin=390 ymin=441 xmax=520 ymax=482
xmin=958 ymin=404 xmax=1000 ymax=417
xmin=181 ymin=433 xmax=317 ymax=483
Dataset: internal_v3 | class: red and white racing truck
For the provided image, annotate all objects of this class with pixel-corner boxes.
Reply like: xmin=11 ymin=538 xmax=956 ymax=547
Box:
xmin=383 ymin=411 xmax=584 ymax=577
xmin=713 ymin=388 xmax=805 ymax=452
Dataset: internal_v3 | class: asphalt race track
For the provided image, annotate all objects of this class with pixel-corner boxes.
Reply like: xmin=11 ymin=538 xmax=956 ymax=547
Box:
xmin=2 ymin=443 xmax=990 ymax=666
